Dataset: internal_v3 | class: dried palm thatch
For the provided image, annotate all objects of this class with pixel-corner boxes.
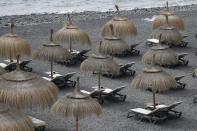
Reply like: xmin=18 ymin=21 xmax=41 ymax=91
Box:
xmin=153 ymin=1 xmax=184 ymax=30
xmin=0 ymin=67 xmax=6 ymax=75
xmin=80 ymin=54 xmax=120 ymax=90
xmin=151 ymin=15 xmax=182 ymax=46
xmin=0 ymin=24 xmax=31 ymax=60
xmin=101 ymin=5 xmax=137 ymax=40
xmin=131 ymin=65 xmax=177 ymax=108
xmin=96 ymin=24 xmax=130 ymax=56
xmin=0 ymin=69 xmax=58 ymax=109
xmin=53 ymin=14 xmax=91 ymax=52
xmin=51 ymin=77 xmax=102 ymax=131
xmin=0 ymin=103 xmax=34 ymax=131
xmin=142 ymin=44 xmax=178 ymax=66
xmin=33 ymin=29 xmax=72 ymax=79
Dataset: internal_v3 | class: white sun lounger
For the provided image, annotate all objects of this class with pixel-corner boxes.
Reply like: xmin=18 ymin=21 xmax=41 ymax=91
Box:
xmin=29 ymin=116 xmax=46 ymax=131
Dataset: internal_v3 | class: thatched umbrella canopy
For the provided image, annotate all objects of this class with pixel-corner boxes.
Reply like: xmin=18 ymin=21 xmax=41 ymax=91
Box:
xmin=153 ymin=1 xmax=184 ymax=30
xmin=33 ymin=29 xmax=71 ymax=79
xmin=151 ymin=15 xmax=182 ymax=46
xmin=53 ymin=14 xmax=91 ymax=52
xmin=0 ymin=24 xmax=31 ymax=63
xmin=131 ymin=65 xmax=177 ymax=109
xmin=0 ymin=103 xmax=34 ymax=131
xmin=0 ymin=69 xmax=58 ymax=109
xmin=96 ymin=24 xmax=130 ymax=58
xmin=101 ymin=5 xmax=137 ymax=41
xmin=80 ymin=54 xmax=120 ymax=90
xmin=142 ymin=43 xmax=178 ymax=66
xmin=0 ymin=67 xmax=6 ymax=75
xmin=51 ymin=77 xmax=102 ymax=131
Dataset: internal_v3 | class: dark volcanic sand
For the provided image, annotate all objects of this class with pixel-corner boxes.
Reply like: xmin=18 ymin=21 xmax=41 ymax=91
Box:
xmin=1 ymin=4 xmax=197 ymax=131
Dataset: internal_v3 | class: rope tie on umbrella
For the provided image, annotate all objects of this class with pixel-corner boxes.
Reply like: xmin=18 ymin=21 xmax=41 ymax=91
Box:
xmin=115 ymin=5 xmax=120 ymax=16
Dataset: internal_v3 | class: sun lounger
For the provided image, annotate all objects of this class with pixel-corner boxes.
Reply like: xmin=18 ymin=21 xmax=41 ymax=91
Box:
xmin=127 ymin=107 xmax=168 ymax=124
xmin=128 ymin=101 xmax=182 ymax=124
xmin=91 ymin=85 xmax=127 ymax=102
xmin=115 ymin=44 xmax=140 ymax=57
xmin=43 ymin=72 xmax=76 ymax=88
xmin=29 ymin=116 xmax=46 ymax=131
xmin=146 ymin=101 xmax=183 ymax=118
xmin=192 ymin=69 xmax=197 ymax=77
xmin=177 ymin=53 xmax=189 ymax=66
xmin=193 ymin=95 xmax=197 ymax=103
xmin=0 ymin=59 xmax=32 ymax=72
xmin=101 ymin=62 xmax=135 ymax=78
xmin=81 ymin=89 xmax=104 ymax=104
xmin=146 ymin=39 xmax=159 ymax=47
xmin=174 ymin=75 xmax=186 ymax=89
xmin=55 ymin=49 xmax=91 ymax=66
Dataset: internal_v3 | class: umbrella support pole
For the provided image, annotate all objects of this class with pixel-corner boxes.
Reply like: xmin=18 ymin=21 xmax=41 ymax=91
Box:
xmin=69 ymin=39 xmax=72 ymax=53
xmin=98 ymin=71 xmax=101 ymax=90
xmin=153 ymin=90 xmax=156 ymax=109
xmin=16 ymin=55 xmax=20 ymax=70
xmin=51 ymin=61 xmax=53 ymax=79
xmin=76 ymin=116 xmax=79 ymax=131
xmin=112 ymin=52 xmax=114 ymax=60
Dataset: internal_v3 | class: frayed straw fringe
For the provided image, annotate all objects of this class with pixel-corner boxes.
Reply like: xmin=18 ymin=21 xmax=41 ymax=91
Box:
xmin=153 ymin=14 xmax=184 ymax=31
xmin=51 ymin=96 xmax=102 ymax=120
xmin=101 ymin=18 xmax=137 ymax=40
xmin=53 ymin=26 xmax=91 ymax=45
xmin=0 ymin=104 xmax=34 ymax=131
xmin=131 ymin=70 xmax=177 ymax=92
xmin=33 ymin=43 xmax=72 ymax=61
xmin=0 ymin=33 xmax=31 ymax=58
xmin=96 ymin=39 xmax=130 ymax=55
xmin=0 ymin=71 xmax=58 ymax=109
xmin=80 ymin=54 xmax=120 ymax=75
xmin=150 ymin=25 xmax=182 ymax=45
xmin=142 ymin=48 xmax=178 ymax=65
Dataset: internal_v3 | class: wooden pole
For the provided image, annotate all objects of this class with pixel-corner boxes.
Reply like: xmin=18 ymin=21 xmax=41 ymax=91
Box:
xmin=76 ymin=116 xmax=79 ymax=131
xmin=112 ymin=51 xmax=114 ymax=60
xmin=69 ymin=37 xmax=72 ymax=53
xmin=51 ymin=61 xmax=53 ymax=79
xmin=98 ymin=71 xmax=101 ymax=90
xmin=166 ymin=1 xmax=169 ymax=11
xmin=16 ymin=55 xmax=20 ymax=70
xmin=153 ymin=90 xmax=156 ymax=109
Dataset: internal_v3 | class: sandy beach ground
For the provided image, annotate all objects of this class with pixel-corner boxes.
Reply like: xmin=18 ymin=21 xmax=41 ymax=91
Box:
xmin=1 ymin=4 xmax=197 ymax=131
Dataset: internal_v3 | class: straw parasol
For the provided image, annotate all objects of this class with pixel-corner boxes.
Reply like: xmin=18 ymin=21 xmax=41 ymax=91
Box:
xmin=151 ymin=15 xmax=182 ymax=46
xmin=0 ymin=103 xmax=34 ymax=131
xmin=51 ymin=77 xmax=102 ymax=131
xmin=0 ymin=69 xmax=58 ymax=109
xmin=0 ymin=24 xmax=31 ymax=63
xmin=131 ymin=59 xmax=177 ymax=109
xmin=80 ymin=54 xmax=120 ymax=90
xmin=33 ymin=29 xmax=72 ymax=79
xmin=142 ymin=35 xmax=178 ymax=66
xmin=53 ymin=13 xmax=91 ymax=52
xmin=96 ymin=24 xmax=130 ymax=58
xmin=152 ymin=1 xmax=184 ymax=30
xmin=142 ymin=44 xmax=178 ymax=66
xmin=101 ymin=5 xmax=137 ymax=41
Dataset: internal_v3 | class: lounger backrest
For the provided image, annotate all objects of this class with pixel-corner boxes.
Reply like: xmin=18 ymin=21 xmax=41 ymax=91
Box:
xmin=178 ymin=53 xmax=188 ymax=59
xmin=90 ymin=90 xmax=102 ymax=96
xmin=20 ymin=60 xmax=32 ymax=65
xmin=167 ymin=101 xmax=183 ymax=110
xmin=149 ymin=106 xmax=169 ymax=115
xmin=63 ymin=72 xmax=76 ymax=79
xmin=122 ymin=62 xmax=135 ymax=69
xmin=79 ymin=49 xmax=91 ymax=55
xmin=175 ymin=75 xmax=185 ymax=81
xmin=110 ymin=86 xmax=127 ymax=94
